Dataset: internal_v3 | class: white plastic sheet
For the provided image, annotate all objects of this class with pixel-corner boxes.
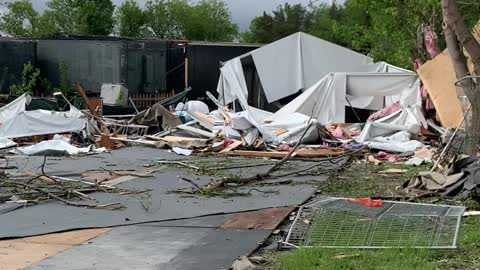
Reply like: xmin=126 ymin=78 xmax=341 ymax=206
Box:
xmin=0 ymin=138 xmax=16 ymax=150
xmin=365 ymin=131 xmax=425 ymax=153
xmin=251 ymin=32 xmax=373 ymax=102
xmin=14 ymin=138 xmax=91 ymax=156
xmin=0 ymin=95 xmax=87 ymax=139
xmin=269 ymin=73 xmax=420 ymax=124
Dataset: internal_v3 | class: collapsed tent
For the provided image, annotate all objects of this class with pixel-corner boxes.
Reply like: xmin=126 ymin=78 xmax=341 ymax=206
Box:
xmin=0 ymin=94 xmax=88 ymax=139
xmin=215 ymin=32 xmax=425 ymax=147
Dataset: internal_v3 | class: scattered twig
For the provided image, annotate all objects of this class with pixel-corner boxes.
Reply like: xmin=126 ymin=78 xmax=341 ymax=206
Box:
xmin=156 ymin=161 xmax=201 ymax=171
xmin=180 ymin=177 xmax=204 ymax=194
xmin=2 ymin=181 xmax=123 ymax=210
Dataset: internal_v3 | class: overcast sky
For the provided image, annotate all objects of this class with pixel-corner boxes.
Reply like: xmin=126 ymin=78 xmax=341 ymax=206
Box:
xmin=2 ymin=0 xmax=336 ymax=30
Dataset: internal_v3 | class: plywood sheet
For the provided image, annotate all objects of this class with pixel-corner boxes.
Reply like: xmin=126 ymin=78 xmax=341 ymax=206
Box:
xmin=221 ymin=207 xmax=294 ymax=230
xmin=0 ymin=228 xmax=110 ymax=270
xmin=417 ymin=50 xmax=464 ymax=128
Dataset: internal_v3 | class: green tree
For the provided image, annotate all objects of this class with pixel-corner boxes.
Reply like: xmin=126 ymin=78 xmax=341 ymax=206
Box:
xmin=186 ymin=0 xmax=238 ymax=41
xmin=243 ymin=0 xmax=480 ymax=68
xmin=0 ymin=0 xmax=56 ymax=38
xmin=243 ymin=3 xmax=309 ymax=43
xmin=242 ymin=12 xmax=275 ymax=43
xmin=115 ymin=0 xmax=146 ymax=38
xmin=144 ymin=0 xmax=237 ymax=41
xmin=45 ymin=0 xmax=115 ymax=35
xmin=144 ymin=0 xmax=190 ymax=39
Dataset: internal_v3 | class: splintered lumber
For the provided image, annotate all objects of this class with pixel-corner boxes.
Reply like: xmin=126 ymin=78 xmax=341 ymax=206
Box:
xmin=75 ymin=84 xmax=98 ymax=117
xmin=219 ymin=140 xmax=243 ymax=153
xmin=145 ymin=135 xmax=208 ymax=142
xmin=225 ymin=149 xmax=345 ymax=159
xmin=274 ymin=128 xmax=289 ymax=136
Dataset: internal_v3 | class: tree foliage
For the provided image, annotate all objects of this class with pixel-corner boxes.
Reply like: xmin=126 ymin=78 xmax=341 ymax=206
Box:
xmin=115 ymin=0 xmax=146 ymax=38
xmin=144 ymin=0 xmax=238 ymax=41
xmin=46 ymin=0 xmax=115 ymax=36
xmin=243 ymin=0 xmax=480 ymax=68
xmin=1 ymin=0 xmax=237 ymax=41
xmin=0 ymin=0 xmax=56 ymax=39
xmin=0 ymin=0 xmax=114 ymax=37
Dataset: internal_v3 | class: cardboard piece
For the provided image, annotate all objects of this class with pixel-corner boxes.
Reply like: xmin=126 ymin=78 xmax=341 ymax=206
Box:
xmin=417 ymin=50 xmax=464 ymax=128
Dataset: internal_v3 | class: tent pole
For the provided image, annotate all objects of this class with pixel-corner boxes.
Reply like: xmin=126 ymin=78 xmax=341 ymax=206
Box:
xmin=345 ymin=97 xmax=362 ymax=123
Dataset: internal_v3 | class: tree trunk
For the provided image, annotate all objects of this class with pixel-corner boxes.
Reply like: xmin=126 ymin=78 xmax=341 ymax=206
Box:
xmin=442 ymin=0 xmax=480 ymax=155
xmin=442 ymin=0 xmax=480 ymax=76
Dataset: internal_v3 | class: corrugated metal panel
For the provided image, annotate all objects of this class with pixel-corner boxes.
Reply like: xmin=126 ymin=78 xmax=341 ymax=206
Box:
xmin=187 ymin=44 xmax=259 ymax=101
xmin=126 ymin=40 xmax=166 ymax=94
xmin=37 ymin=40 xmax=123 ymax=93
xmin=37 ymin=39 xmax=167 ymax=94
xmin=0 ymin=41 xmax=36 ymax=93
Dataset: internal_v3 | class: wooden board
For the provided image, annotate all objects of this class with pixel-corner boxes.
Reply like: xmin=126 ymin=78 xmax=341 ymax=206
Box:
xmin=274 ymin=128 xmax=289 ymax=136
xmin=145 ymin=135 xmax=207 ymax=142
xmin=221 ymin=207 xmax=295 ymax=230
xmin=417 ymin=50 xmax=464 ymax=128
xmin=225 ymin=149 xmax=345 ymax=159
xmin=219 ymin=140 xmax=243 ymax=153
xmin=0 ymin=228 xmax=110 ymax=270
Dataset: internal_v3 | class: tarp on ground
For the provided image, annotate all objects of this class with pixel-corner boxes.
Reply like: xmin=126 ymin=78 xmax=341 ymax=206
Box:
xmin=0 ymin=94 xmax=87 ymax=139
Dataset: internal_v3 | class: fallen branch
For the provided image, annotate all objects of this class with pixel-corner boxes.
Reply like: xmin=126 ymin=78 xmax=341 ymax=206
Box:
xmin=180 ymin=177 xmax=204 ymax=194
xmin=3 ymin=181 xmax=123 ymax=210
xmin=204 ymin=122 xmax=315 ymax=191
xmin=156 ymin=161 xmax=201 ymax=171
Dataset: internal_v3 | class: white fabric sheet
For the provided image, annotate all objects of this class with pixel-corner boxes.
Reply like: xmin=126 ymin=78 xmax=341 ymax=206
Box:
xmin=268 ymin=73 xmax=420 ymax=124
xmin=0 ymin=138 xmax=16 ymax=149
xmin=250 ymin=32 xmax=373 ymax=102
xmin=366 ymin=131 xmax=425 ymax=153
xmin=0 ymin=94 xmax=30 ymax=125
xmin=0 ymin=95 xmax=87 ymax=139
xmin=14 ymin=138 xmax=91 ymax=156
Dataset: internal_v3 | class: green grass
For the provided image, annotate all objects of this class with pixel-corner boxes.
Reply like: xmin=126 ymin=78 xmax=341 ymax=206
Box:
xmin=277 ymin=248 xmax=434 ymax=270
xmin=267 ymin=163 xmax=480 ymax=270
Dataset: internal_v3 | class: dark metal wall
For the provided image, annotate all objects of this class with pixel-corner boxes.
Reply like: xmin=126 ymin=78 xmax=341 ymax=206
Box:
xmin=127 ymin=41 xmax=167 ymax=94
xmin=37 ymin=38 xmax=167 ymax=94
xmin=0 ymin=41 xmax=37 ymax=93
xmin=186 ymin=43 xmax=259 ymax=101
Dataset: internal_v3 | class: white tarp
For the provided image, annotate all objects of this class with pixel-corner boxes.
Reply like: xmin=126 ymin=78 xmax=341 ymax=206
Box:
xmin=0 ymin=95 xmax=87 ymax=139
xmin=14 ymin=137 xmax=91 ymax=156
xmin=0 ymin=138 xmax=16 ymax=149
xmin=365 ymin=131 xmax=425 ymax=153
xmin=268 ymin=73 xmax=420 ymax=125
xmin=250 ymin=32 xmax=373 ymax=102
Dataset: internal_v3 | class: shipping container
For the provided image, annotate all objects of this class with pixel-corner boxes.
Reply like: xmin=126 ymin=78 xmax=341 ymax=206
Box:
xmin=0 ymin=39 xmax=36 ymax=93
xmin=36 ymin=36 xmax=167 ymax=94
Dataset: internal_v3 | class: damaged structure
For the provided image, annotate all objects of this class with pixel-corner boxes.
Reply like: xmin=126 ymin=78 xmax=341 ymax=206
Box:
xmin=0 ymin=29 xmax=478 ymax=269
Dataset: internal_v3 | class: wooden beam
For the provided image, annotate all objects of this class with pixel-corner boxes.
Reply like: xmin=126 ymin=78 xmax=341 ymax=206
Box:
xmin=225 ymin=149 xmax=345 ymax=159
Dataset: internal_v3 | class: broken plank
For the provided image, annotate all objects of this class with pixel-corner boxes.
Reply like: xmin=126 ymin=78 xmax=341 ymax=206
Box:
xmin=145 ymin=135 xmax=208 ymax=142
xmin=110 ymin=137 xmax=159 ymax=147
xmin=225 ymin=149 xmax=345 ymax=159
xmin=274 ymin=128 xmax=289 ymax=136
xmin=219 ymin=140 xmax=243 ymax=153
xmin=177 ymin=124 xmax=216 ymax=138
